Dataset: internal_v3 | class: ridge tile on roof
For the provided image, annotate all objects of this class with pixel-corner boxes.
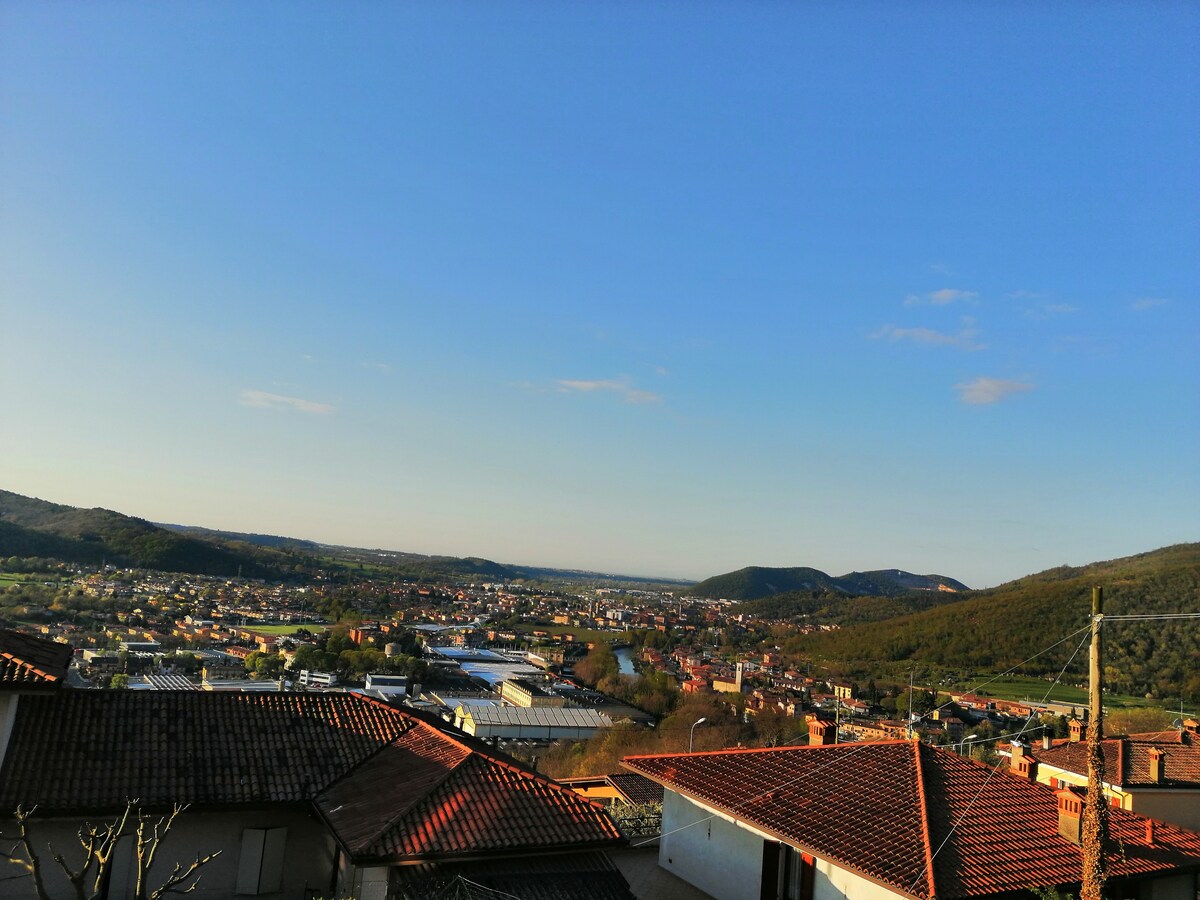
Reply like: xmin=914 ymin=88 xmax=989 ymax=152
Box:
xmin=623 ymin=740 xmax=1200 ymax=899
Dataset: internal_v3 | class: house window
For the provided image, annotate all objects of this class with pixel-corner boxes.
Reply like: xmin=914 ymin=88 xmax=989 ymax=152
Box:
xmin=236 ymin=827 xmax=287 ymax=895
xmin=761 ymin=842 xmax=811 ymax=900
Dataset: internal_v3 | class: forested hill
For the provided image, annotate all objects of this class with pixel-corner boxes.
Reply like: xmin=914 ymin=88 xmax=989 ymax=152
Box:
xmin=786 ymin=543 xmax=1200 ymax=700
xmin=157 ymin=523 xmax=321 ymax=551
xmin=0 ymin=490 xmax=287 ymax=578
xmin=691 ymin=565 xmax=968 ymax=601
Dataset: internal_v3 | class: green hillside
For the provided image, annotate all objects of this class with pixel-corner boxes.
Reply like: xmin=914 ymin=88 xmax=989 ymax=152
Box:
xmin=0 ymin=490 xmax=286 ymax=578
xmin=786 ymin=543 xmax=1200 ymax=701
xmin=734 ymin=589 xmax=968 ymax=627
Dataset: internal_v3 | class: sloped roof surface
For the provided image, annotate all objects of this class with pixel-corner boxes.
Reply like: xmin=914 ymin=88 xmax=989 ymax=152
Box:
xmin=624 ymin=740 xmax=1200 ymax=899
xmin=458 ymin=706 xmax=613 ymax=728
xmin=0 ymin=692 xmax=405 ymax=811
xmin=0 ymin=630 xmax=71 ymax=688
xmin=319 ymin=716 xmax=622 ymax=861
xmin=607 ymin=772 xmax=664 ymax=805
xmin=0 ymin=689 xmax=622 ymax=862
xmin=1039 ymin=732 xmax=1200 ymax=788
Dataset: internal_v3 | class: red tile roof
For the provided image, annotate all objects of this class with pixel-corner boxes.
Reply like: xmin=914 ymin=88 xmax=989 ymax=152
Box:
xmin=0 ymin=692 xmax=621 ymax=863
xmin=623 ymin=740 xmax=1200 ymax=899
xmin=0 ymin=630 xmax=71 ymax=688
xmin=318 ymin=716 xmax=622 ymax=862
xmin=607 ymin=772 xmax=664 ymax=806
xmin=0 ymin=692 xmax=403 ymax=811
xmin=1038 ymin=732 xmax=1200 ymax=788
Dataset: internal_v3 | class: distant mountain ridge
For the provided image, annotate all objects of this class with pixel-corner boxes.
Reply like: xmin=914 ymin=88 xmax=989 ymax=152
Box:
xmin=0 ymin=490 xmax=687 ymax=586
xmin=691 ymin=565 xmax=969 ymax=601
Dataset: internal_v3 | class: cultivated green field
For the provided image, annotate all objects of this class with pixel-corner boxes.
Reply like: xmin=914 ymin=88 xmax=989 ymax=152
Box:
xmin=952 ymin=674 xmax=1160 ymax=711
xmin=0 ymin=573 xmax=43 ymax=586
xmin=515 ymin=624 xmax=622 ymax=645
xmin=242 ymin=623 xmax=329 ymax=635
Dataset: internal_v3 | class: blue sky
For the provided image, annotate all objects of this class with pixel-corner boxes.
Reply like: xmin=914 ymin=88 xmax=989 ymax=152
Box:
xmin=2 ymin=3 xmax=1196 ymax=587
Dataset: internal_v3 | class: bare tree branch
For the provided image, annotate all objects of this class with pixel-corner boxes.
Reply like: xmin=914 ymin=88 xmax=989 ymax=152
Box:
xmin=149 ymin=850 xmax=222 ymax=899
xmin=4 ymin=800 xmax=218 ymax=900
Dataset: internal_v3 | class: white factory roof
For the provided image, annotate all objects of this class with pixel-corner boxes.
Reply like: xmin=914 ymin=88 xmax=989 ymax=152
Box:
xmin=455 ymin=705 xmax=613 ymax=728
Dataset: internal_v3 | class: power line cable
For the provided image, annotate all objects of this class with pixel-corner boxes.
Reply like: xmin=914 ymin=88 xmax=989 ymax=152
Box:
xmin=636 ymin=623 xmax=1094 ymax=850
xmin=908 ymin=628 xmax=1092 ymax=895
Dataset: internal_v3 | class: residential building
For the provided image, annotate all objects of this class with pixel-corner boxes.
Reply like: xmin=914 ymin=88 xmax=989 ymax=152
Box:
xmin=623 ymin=739 xmax=1200 ymax=900
xmin=1012 ymin=721 xmax=1200 ymax=831
xmin=0 ymin=633 xmax=631 ymax=900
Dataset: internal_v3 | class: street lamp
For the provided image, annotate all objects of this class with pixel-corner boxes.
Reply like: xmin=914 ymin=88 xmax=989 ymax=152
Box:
xmin=689 ymin=717 xmax=708 ymax=752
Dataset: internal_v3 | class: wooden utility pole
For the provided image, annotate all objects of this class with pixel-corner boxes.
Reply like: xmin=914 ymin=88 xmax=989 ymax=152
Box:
xmin=1081 ymin=586 xmax=1108 ymax=900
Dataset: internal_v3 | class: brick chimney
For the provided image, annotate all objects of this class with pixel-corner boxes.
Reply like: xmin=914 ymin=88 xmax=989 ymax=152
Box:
xmin=1148 ymin=747 xmax=1165 ymax=783
xmin=1068 ymin=718 xmax=1086 ymax=743
xmin=1145 ymin=819 xmax=1155 ymax=846
xmin=1184 ymin=718 xmax=1198 ymax=737
xmin=1010 ymin=741 xmax=1038 ymax=781
xmin=807 ymin=715 xmax=833 ymax=747
xmin=1056 ymin=788 xmax=1084 ymax=845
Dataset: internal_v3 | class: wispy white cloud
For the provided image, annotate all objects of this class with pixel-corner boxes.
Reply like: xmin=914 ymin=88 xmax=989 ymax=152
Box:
xmin=239 ymin=390 xmax=334 ymax=414
xmin=871 ymin=318 xmax=985 ymax=351
xmin=556 ymin=378 xmax=662 ymax=404
xmin=1024 ymin=302 xmax=1078 ymax=320
xmin=905 ymin=288 xmax=978 ymax=307
xmin=954 ymin=377 xmax=1033 ymax=405
xmin=1131 ymin=297 xmax=1168 ymax=311
xmin=929 ymin=262 xmax=955 ymax=277
xmin=654 ymin=366 xmax=669 ymax=377
xmin=361 ymin=361 xmax=392 ymax=373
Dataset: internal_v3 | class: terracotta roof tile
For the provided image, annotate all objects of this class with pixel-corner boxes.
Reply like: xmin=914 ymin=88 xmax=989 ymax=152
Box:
xmin=317 ymin=715 xmax=621 ymax=862
xmin=624 ymin=741 xmax=1200 ymax=899
xmin=0 ymin=630 xmax=71 ymax=688
xmin=1039 ymin=734 xmax=1200 ymax=788
xmin=607 ymin=772 xmax=664 ymax=805
xmin=2 ymin=691 xmax=625 ymax=862
xmin=0 ymin=691 xmax=406 ymax=812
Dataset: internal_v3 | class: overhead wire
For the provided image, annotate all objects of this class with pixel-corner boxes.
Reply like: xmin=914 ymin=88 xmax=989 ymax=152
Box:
xmin=634 ymin=620 xmax=1097 ymax=850
xmin=908 ymin=627 xmax=1093 ymax=895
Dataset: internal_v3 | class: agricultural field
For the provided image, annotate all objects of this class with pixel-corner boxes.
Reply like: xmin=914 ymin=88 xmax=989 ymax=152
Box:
xmin=951 ymin=674 xmax=1164 ymax=712
xmin=242 ymin=623 xmax=329 ymax=636
xmin=514 ymin=624 xmax=622 ymax=645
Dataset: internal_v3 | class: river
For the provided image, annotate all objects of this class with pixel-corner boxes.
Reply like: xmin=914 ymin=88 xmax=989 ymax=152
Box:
xmin=614 ymin=646 xmax=636 ymax=676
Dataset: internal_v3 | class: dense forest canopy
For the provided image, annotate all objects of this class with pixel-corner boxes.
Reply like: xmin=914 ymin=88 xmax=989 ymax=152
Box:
xmin=786 ymin=543 xmax=1200 ymax=701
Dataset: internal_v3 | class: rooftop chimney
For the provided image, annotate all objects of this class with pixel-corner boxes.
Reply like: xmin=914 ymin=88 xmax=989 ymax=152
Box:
xmin=1056 ymin=788 xmax=1084 ymax=845
xmin=1184 ymin=718 xmax=1198 ymax=737
xmin=1145 ymin=819 xmax=1155 ymax=846
xmin=807 ymin=715 xmax=833 ymax=747
xmin=1068 ymin=718 xmax=1086 ymax=743
xmin=1010 ymin=741 xmax=1037 ymax=781
xmin=1148 ymin=747 xmax=1165 ymax=783
xmin=1043 ymin=733 xmax=1053 ymax=751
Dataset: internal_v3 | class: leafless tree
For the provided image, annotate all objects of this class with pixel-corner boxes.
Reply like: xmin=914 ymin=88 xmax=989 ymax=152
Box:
xmin=1 ymin=801 xmax=220 ymax=900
